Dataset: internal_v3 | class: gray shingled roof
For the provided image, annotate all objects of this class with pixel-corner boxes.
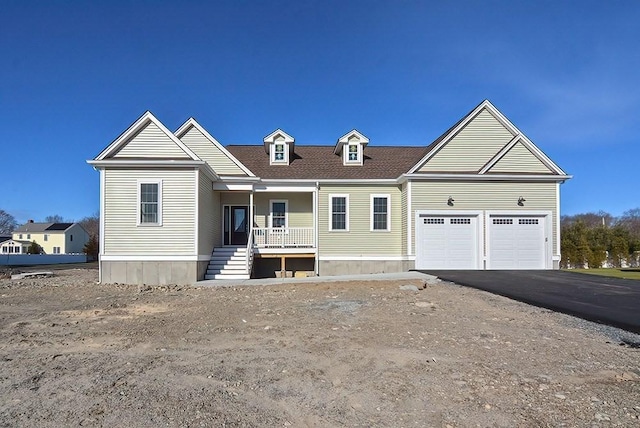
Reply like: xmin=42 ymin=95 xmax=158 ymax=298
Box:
xmin=226 ymin=145 xmax=429 ymax=180
xmin=14 ymin=222 xmax=73 ymax=233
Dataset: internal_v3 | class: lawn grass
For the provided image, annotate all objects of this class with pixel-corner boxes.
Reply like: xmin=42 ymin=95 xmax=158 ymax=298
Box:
xmin=568 ymin=268 xmax=640 ymax=280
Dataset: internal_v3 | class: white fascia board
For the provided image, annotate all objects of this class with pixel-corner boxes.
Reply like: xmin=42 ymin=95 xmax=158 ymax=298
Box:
xmin=254 ymin=184 xmax=318 ymax=193
xmin=261 ymin=178 xmax=399 ymax=184
xmin=87 ymin=159 xmax=207 ymax=168
xmin=263 ymin=128 xmax=294 ymax=143
xmin=212 ymin=183 xmax=255 ymax=191
xmin=95 ymin=111 xmax=200 ymax=161
xmin=175 ymin=118 xmax=255 ymax=177
xmin=402 ymin=173 xmax=572 ymax=182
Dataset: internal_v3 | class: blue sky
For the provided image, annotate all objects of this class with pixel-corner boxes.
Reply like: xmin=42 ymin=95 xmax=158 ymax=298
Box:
xmin=1 ymin=1 xmax=639 ymax=224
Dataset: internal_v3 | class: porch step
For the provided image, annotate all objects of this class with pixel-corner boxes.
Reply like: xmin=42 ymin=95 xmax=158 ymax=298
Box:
xmin=206 ymin=246 xmax=250 ymax=280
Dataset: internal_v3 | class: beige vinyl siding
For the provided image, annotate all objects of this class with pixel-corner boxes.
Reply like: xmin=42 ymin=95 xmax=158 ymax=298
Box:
xmin=410 ymin=181 xmax=557 ymax=254
xmin=253 ymin=193 xmax=313 ymax=228
xmin=318 ymin=184 xmax=402 ymax=256
xmin=112 ymin=122 xmax=191 ymax=159
xmin=489 ymin=142 xmax=554 ymax=174
xmin=103 ymin=168 xmax=196 ymax=255
xmin=198 ymin=173 xmax=217 ymax=255
xmin=220 ymin=192 xmax=251 ymax=207
xmin=419 ymin=109 xmax=515 ymax=172
xmin=179 ymin=126 xmax=248 ymax=175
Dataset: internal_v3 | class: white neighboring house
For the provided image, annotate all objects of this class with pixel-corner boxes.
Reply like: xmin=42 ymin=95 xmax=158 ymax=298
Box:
xmin=89 ymin=100 xmax=572 ymax=285
xmin=2 ymin=221 xmax=90 ymax=255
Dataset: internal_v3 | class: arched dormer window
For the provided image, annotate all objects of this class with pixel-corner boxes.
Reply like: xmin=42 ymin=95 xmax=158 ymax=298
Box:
xmin=334 ymin=130 xmax=369 ymax=166
xmin=263 ymin=129 xmax=295 ymax=165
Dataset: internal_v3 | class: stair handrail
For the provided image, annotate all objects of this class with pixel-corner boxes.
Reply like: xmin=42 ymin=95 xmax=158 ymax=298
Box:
xmin=245 ymin=227 xmax=254 ymax=277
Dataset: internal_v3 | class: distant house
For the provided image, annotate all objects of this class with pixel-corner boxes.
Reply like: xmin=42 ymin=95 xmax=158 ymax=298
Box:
xmin=89 ymin=100 xmax=571 ymax=285
xmin=6 ymin=221 xmax=90 ymax=255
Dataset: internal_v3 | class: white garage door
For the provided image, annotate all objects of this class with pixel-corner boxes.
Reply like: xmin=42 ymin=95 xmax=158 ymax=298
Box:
xmin=489 ymin=216 xmax=546 ymax=269
xmin=416 ymin=215 xmax=479 ymax=269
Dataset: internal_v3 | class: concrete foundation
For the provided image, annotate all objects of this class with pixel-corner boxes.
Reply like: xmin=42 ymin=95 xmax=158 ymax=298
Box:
xmin=318 ymin=259 xmax=413 ymax=276
xmin=100 ymin=261 xmax=201 ymax=285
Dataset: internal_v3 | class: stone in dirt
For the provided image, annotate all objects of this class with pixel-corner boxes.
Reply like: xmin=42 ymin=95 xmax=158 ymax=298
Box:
xmin=399 ymin=284 xmax=420 ymax=292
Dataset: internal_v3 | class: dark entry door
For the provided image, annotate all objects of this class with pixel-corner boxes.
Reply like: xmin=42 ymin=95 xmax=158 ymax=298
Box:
xmin=230 ymin=206 xmax=248 ymax=245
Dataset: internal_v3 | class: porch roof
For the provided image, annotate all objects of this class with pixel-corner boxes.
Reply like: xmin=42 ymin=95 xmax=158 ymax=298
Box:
xmin=226 ymin=145 xmax=428 ymax=179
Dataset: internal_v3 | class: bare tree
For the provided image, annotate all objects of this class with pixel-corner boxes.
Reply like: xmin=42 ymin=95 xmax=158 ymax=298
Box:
xmin=0 ymin=210 xmax=18 ymax=235
xmin=78 ymin=212 xmax=100 ymax=240
xmin=45 ymin=214 xmax=65 ymax=223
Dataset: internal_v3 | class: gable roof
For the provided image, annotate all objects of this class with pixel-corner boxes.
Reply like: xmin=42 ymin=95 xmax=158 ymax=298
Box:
xmin=408 ymin=100 xmax=567 ymax=176
xmin=94 ymin=111 xmax=200 ymax=161
xmin=14 ymin=222 xmax=74 ymax=233
xmin=175 ymin=118 xmax=255 ymax=176
xmin=227 ymin=145 xmax=428 ymax=180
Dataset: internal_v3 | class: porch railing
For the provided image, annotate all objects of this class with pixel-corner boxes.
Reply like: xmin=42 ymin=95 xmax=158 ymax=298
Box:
xmin=245 ymin=227 xmax=254 ymax=275
xmin=252 ymin=227 xmax=315 ymax=248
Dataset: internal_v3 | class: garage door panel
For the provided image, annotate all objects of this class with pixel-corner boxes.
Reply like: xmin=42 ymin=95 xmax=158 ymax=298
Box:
xmin=489 ymin=216 xmax=546 ymax=269
xmin=416 ymin=215 xmax=479 ymax=269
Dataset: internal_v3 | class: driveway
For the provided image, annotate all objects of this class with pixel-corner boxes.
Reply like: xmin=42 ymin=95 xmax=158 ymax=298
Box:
xmin=417 ymin=270 xmax=640 ymax=334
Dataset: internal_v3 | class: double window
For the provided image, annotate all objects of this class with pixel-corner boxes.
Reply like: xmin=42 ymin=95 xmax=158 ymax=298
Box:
xmin=329 ymin=195 xmax=349 ymax=231
xmin=139 ymin=181 xmax=162 ymax=226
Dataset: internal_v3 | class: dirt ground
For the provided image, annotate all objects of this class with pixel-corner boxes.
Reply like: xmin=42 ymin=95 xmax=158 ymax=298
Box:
xmin=1 ymin=268 xmax=639 ymax=427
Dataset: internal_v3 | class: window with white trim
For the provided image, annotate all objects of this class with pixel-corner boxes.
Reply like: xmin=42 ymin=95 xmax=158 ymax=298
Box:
xmin=347 ymin=143 xmax=359 ymax=162
xmin=370 ymin=194 xmax=390 ymax=231
xmin=329 ymin=195 xmax=349 ymax=231
xmin=44 ymin=234 xmax=48 ymax=241
xmin=270 ymin=142 xmax=288 ymax=164
xmin=139 ymin=181 xmax=162 ymax=225
xmin=269 ymin=200 xmax=288 ymax=229
xmin=53 ymin=247 xmax=61 ymax=254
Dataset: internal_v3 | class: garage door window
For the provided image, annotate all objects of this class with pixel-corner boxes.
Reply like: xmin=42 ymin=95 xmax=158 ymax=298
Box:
xmin=519 ymin=219 xmax=539 ymax=224
xmin=493 ymin=218 xmax=513 ymax=225
xmin=451 ymin=218 xmax=471 ymax=224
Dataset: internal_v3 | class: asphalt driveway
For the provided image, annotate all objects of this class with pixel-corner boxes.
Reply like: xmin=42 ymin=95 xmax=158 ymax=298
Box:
xmin=417 ymin=270 xmax=640 ymax=335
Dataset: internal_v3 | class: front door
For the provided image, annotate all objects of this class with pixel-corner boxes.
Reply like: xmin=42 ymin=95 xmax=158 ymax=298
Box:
xmin=224 ymin=206 xmax=248 ymax=246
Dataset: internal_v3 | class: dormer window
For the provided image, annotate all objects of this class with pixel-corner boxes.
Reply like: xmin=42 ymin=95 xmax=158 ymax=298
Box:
xmin=264 ymin=129 xmax=295 ymax=165
xmin=335 ymin=130 xmax=369 ymax=166
xmin=273 ymin=142 xmax=286 ymax=163
xmin=347 ymin=143 xmax=359 ymax=162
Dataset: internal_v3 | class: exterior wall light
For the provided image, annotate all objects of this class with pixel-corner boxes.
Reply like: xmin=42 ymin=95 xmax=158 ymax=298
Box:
xmin=447 ymin=196 xmax=454 ymax=206
xmin=517 ymin=196 xmax=526 ymax=206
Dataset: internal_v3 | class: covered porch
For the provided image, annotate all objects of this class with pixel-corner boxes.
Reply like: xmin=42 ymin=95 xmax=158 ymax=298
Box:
xmin=215 ymin=183 xmax=318 ymax=277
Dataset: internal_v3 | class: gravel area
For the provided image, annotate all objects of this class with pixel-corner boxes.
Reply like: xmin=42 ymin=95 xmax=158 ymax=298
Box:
xmin=1 ymin=267 xmax=639 ymax=427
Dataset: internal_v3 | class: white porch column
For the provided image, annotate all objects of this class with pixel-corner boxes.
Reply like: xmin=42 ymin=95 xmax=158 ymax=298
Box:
xmin=249 ymin=191 xmax=254 ymax=235
xmin=313 ymin=182 xmax=319 ymax=275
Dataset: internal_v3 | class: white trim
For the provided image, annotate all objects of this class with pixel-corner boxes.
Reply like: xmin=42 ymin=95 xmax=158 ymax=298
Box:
xmin=213 ymin=183 xmax=254 ymax=191
xmin=344 ymin=142 xmax=363 ymax=165
xmin=402 ymin=173 xmax=572 ymax=182
xmin=269 ymin=199 xmax=288 ymax=229
xmin=270 ymin=142 xmax=289 ymax=165
xmin=407 ymin=181 xmax=412 ymax=255
xmin=194 ymin=169 xmax=200 ymax=255
xmin=95 ymin=111 xmax=200 ymax=161
xmin=88 ymin=159 xmax=207 ymax=167
xmin=263 ymin=129 xmax=294 ymax=144
xmin=100 ymin=255 xmax=203 ymax=261
xmin=484 ymin=210 xmax=552 ymax=270
xmin=414 ymin=210 xmax=484 ymax=270
xmin=319 ymin=255 xmax=412 ymax=261
xmin=328 ymin=194 xmax=349 ymax=232
xmin=370 ymin=194 xmax=391 ymax=232
xmin=556 ymin=182 xmax=561 ymax=257
xmin=99 ymin=167 xmax=105 ymax=283
xmin=254 ymin=185 xmax=317 ymax=192
xmin=174 ymin=118 xmax=255 ymax=177
xmin=478 ymin=135 xmax=520 ymax=174
xmin=137 ymin=179 xmax=163 ymax=227
xmin=336 ymin=129 xmax=369 ymax=146
xmin=313 ymin=183 xmax=319 ymax=275
xmin=408 ymin=100 xmax=567 ymax=176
